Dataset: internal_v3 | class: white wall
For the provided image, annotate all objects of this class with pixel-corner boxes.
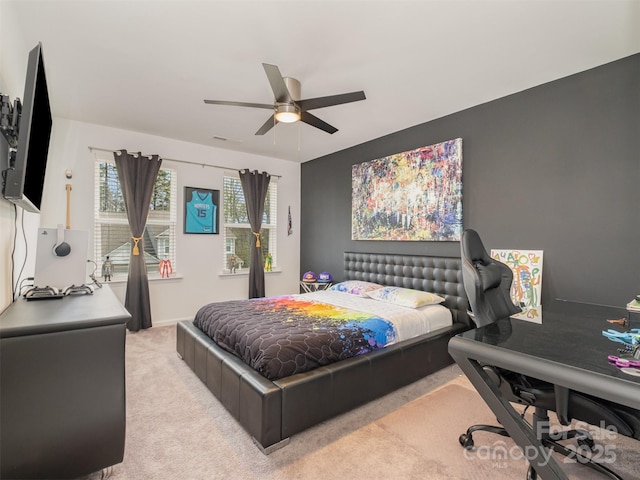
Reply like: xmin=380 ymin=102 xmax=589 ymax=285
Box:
xmin=1 ymin=2 xmax=301 ymax=317
xmin=1 ymin=116 xmax=301 ymax=320
xmin=0 ymin=1 xmax=36 ymax=311
xmin=63 ymin=119 xmax=301 ymax=323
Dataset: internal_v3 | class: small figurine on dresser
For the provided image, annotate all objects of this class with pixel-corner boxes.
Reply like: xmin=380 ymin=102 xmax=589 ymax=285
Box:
xmin=102 ymin=256 xmax=113 ymax=282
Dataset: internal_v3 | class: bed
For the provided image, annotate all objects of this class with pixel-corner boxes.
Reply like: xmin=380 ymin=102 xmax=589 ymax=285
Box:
xmin=176 ymin=252 xmax=472 ymax=453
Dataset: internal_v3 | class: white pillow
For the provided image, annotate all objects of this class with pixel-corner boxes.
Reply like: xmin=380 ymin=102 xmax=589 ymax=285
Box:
xmin=328 ymin=280 xmax=384 ymax=297
xmin=365 ymin=286 xmax=445 ymax=308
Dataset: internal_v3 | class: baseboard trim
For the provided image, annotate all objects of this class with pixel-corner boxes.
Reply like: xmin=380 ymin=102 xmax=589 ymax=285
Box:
xmin=152 ymin=317 xmax=192 ymax=328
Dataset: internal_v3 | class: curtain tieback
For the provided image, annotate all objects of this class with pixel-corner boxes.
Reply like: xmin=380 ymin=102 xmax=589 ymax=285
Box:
xmin=131 ymin=236 xmax=143 ymax=255
xmin=252 ymin=231 xmax=261 ymax=248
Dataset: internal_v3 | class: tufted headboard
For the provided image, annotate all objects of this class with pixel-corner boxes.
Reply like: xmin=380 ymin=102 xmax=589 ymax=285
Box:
xmin=343 ymin=252 xmax=472 ymax=329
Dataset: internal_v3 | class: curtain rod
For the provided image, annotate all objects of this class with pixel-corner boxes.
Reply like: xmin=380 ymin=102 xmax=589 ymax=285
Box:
xmin=87 ymin=146 xmax=282 ymax=178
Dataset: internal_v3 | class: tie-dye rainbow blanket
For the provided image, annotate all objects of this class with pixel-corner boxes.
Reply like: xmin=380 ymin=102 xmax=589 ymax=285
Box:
xmin=194 ymin=295 xmax=396 ymax=380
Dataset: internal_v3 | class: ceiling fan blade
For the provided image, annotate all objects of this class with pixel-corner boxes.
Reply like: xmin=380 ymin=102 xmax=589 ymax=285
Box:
xmin=296 ymin=91 xmax=366 ymax=111
xmin=255 ymin=114 xmax=278 ymax=135
xmin=262 ymin=63 xmax=292 ymax=103
xmin=204 ymin=99 xmax=274 ymax=110
xmin=300 ymin=111 xmax=338 ymax=134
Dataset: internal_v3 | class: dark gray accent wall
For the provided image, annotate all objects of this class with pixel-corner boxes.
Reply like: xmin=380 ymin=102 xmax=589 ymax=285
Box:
xmin=301 ymin=54 xmax=640 ymax=307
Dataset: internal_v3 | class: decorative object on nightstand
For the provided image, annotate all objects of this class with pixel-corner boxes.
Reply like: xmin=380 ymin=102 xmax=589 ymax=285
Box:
xmin=302 ymin=271 xmax=317 ymax=283
xmin=317 ymin=271 xmax=333 ymax=283
xmin=300 ymin=271 xmax=333 ymax=292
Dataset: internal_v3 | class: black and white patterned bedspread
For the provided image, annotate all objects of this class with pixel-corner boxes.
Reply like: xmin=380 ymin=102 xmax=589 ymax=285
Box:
xmin=193 ymin=295 xmax=396 ymax=380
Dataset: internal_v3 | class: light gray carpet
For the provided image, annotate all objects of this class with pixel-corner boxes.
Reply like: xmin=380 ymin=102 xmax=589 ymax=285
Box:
xmin=83 ymin=325 xmax=640 ymax=480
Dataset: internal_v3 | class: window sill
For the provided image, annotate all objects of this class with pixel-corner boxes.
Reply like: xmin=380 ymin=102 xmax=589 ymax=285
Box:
xmin=219 ymin=269 xmax=282 ymax=277
xmin=98 ymin=273 xmax=184 ymax=285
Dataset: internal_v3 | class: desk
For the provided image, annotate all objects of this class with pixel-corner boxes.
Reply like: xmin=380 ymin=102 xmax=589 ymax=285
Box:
xmin=448 ymin=300 xmax=640 ymax=480
xmin=0 ymin=286 xmax=130 ymax=479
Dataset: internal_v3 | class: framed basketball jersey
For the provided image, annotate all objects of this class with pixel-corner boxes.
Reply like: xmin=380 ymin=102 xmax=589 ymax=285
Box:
xmin=184 ymin=187 xmax=219 ymax=234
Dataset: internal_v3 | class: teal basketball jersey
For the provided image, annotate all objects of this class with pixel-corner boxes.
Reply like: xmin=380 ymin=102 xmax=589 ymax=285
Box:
xmin=186 ymin=190 xmax=216 ymax=233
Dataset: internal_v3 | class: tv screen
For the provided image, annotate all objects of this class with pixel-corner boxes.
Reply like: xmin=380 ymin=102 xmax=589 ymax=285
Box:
xmin=2 ymin=42 xmax=52 ymax=213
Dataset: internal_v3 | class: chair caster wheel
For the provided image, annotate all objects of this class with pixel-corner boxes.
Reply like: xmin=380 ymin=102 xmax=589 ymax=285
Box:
xmin=577 ymin=436 xmax=595 ymax=451
xmin=526 ymin=465 xmax=538 ymax=480
xmin=459 ymin=433 xmax=474 ymax=449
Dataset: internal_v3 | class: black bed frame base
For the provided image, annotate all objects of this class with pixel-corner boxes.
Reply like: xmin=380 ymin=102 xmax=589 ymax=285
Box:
xmin=176 ymin=252 xmax=471 ymax=453
xmin=177 ymin=319 xmax=464 ymax=453
xmin=252 ymin=436 xmax=290 ymax=455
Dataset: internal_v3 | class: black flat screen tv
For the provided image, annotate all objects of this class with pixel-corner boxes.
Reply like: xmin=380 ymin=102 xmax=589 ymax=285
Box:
xmin=2 ymin=42 xmax=52 ymax=213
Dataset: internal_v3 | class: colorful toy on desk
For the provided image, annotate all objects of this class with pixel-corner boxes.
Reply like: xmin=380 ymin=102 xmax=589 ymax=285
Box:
xmin=602 ymin=328 xmax=640 ymax=346
xmin=607 ymin=317 xmax=627 ymax=325
xmin=608 ymin=355 xmax=640 ymax=369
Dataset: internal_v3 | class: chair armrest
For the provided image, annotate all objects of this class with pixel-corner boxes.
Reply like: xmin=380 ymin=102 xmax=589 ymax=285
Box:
xmin=554 ymin=384 xmax=571 ymax=425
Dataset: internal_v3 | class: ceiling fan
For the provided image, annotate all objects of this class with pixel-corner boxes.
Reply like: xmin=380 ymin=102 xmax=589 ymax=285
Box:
xmin=204 ymin=63 xmax=366 ymax=135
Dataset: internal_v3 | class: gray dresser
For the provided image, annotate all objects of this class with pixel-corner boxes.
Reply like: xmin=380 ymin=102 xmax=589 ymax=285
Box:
xmin=0 ymin=285 xmax=130 ymax=479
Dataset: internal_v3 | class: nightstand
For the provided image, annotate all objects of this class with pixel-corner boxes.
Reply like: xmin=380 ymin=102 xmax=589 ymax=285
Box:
xmin=300 ymin=281 xmax=333 ymax=293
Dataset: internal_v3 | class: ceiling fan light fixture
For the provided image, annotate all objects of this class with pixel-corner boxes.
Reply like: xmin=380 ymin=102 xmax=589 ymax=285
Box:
xmin=275 ymin=104 xmax=300 ymax=123
xmin=204 ymin=64 xmax=365 ymax=135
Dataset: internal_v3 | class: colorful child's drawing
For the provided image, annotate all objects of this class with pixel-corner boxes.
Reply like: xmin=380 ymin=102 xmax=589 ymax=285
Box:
xmin=491 ymin=249 xmax=543 ymax=323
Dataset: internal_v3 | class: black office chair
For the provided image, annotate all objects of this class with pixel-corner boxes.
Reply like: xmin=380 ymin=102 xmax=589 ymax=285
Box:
xmin=459 ymin=229 xmax=638 ymax=480
xmin=460 ymin=228 xmax=522 ymax=328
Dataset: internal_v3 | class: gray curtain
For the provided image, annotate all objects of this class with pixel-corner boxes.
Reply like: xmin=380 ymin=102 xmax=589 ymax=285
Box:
xmin=114 ymin=150 xmax=162 ymax=331
xmin=239 ymin=169 xmax=271 ymax=298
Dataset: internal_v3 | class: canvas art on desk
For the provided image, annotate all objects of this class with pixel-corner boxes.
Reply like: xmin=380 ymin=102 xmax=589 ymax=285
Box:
xmin=491 ymin=249 xmax=543 ymax=323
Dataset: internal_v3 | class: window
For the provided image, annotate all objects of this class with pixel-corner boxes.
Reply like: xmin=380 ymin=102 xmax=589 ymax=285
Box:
xmin=94 ymin=157 xmax=177 ymax=278
xmin=222 ymin=173 xmax=277 ymax=272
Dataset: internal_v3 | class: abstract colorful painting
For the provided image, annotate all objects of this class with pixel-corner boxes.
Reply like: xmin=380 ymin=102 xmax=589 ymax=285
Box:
xmin=491 ymin=249 xmax=543 ymax=323
xmin=351 ymin=138 xmax=463 ymax=241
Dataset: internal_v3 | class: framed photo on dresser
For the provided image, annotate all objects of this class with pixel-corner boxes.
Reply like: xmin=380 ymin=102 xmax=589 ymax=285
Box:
xmin=184 ymin=187 xmax=219 ymax=234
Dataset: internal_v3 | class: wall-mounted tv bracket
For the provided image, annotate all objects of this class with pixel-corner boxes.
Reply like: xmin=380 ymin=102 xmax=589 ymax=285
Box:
xmin=0 ymin=94 xmax=21 ymax=149
xmin=0 ymin=94 xmax=21 ymax=177
xmin=1 ymin=94 xmax=21 ymax=192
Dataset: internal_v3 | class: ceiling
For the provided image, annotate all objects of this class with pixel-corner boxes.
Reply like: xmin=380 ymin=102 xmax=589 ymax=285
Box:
xmin=4 ymin=0 xmax=639 ymax=163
